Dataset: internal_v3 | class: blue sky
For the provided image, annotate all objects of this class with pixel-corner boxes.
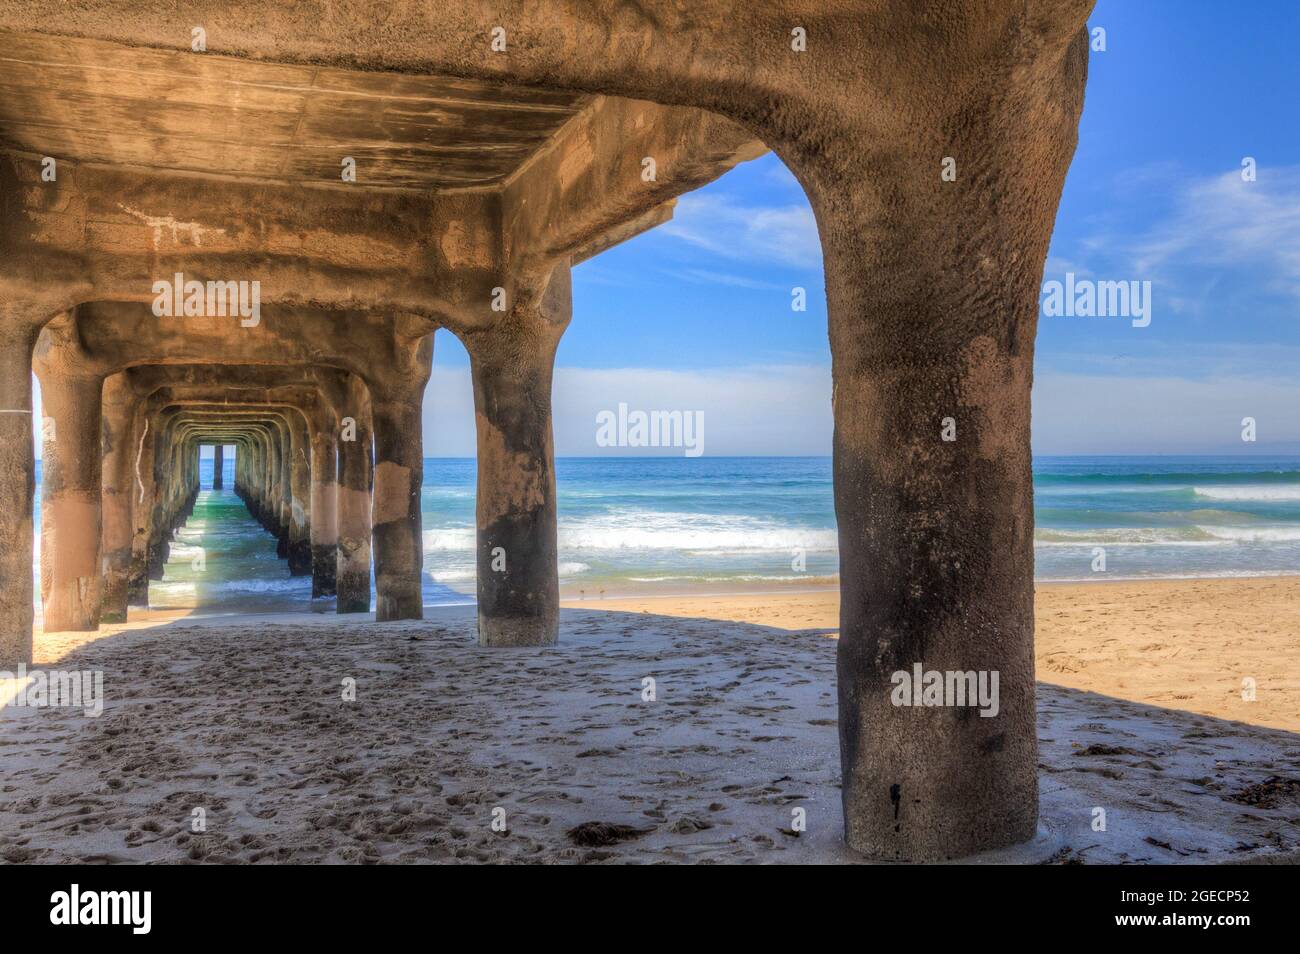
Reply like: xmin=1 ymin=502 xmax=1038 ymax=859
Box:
xmin=424 ymin=0 xmax=1300 ymax=456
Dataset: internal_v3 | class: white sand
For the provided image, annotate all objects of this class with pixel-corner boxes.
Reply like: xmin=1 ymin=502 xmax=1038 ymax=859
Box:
xmin=2 ymin=598 xmax=1297 ymax=864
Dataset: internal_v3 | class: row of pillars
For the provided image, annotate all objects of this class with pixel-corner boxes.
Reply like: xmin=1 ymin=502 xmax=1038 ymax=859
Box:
xmin=11 ymin=300 xmax=567 ymax=662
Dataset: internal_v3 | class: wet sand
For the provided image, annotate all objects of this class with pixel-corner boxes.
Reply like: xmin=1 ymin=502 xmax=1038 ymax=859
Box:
xmin=1 ymin=577 xmax=1297 ymax=864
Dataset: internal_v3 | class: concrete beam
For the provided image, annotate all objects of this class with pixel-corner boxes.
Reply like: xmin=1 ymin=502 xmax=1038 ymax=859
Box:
xmin=503 ymin=96 xmax=763 ymax=274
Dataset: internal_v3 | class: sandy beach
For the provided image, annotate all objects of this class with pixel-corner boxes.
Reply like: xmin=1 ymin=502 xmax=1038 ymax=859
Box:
xmin=1 ymin=575 xmax=1297 ymax=864
xmin=575 ymin=575 xmax=1300 ymax=734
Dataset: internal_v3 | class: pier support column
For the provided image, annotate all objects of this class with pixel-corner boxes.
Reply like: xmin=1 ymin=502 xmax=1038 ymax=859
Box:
xmin=336 ymin=376 xmax=372 ymax=614
xmin=808 ymin=27 xmax=1090 ymax=861
xmin=144 ymin=406 xmax=170 ymax=583
xmin=127 ymin=400 xmax=154 ymax=607
xmin=462 ymin=265 xmax=569 ymax=647
xmin=0 ymin=318 xmax=38 ymax=664
xmin=286 ymin=412 xmax=313 ymax=576
xmin=37 ymin=371 xmax=105 ymax=631
xmin=99 ymin=374 xmax=135 ymax=623
xmin=369 ymin=334 xmax=432 ymax=622
xmin=212 ymin=443 xmax=224 ymax=489
xmin=309 ymin=421 xmax=338 ymax=598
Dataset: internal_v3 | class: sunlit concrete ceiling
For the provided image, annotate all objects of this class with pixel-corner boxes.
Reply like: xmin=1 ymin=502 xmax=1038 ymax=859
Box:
xmin=0 ymin=30 xmax=589 ymax=190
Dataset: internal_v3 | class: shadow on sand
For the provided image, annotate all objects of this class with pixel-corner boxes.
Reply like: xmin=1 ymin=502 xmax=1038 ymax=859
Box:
xmin=2 ymin=605 xmax=1297 ymax=864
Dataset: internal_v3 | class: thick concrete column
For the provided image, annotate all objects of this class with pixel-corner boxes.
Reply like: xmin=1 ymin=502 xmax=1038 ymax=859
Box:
xmin=212 ymin=443 xmax=224 ymax=489
xmin=462 ymin=265 xmax=569 ymax=647
xmin=336 ymin=375 xmax=372 ymax=614
xmin=276 ymin=419 xmax=293 ymax=560
xmin=368 ymin=334 xmax=432 ymax=622
xmin=128 ymin=399 xmax=155 ymax=606
xmin=99 ymin=373 xmax=135 ymax=623
xmin=37 ymin=372 xmax=105 ymax=631
xmin=145 ymin=421 xmax=168 ymax=580
xmin=808 ymin=28 xmax=1090 ymax=861
xmin=309 ymin=420 xmax=338 ymax=597
xmin=147 ymin=409 xmax=185 ymax=579
xmin=0 ymin=318 xmax=38 ymax=664
xmin=262 ymin=420 xmax=287 ymax=552
xmin=286 ymin=412 xmax=313 ymax=576
xmin=250 ymin=430 xmax=271 ymax=531
xmin=260 ymin=427 xmax=278 ymax=538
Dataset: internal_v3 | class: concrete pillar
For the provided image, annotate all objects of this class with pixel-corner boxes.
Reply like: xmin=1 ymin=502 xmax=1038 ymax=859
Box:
xmin=286 ymin=412 xmax=313 ymax=576
xmin=336 ymin=375 xmax=372 ymax=614
xmin=128 ymin=400 xmax=155 ymax=606
xmin=262 ymin=420 xmax=287 ymax=554
xmin=369 ymin=335 xmax=432 ymax=621
xmin=37 ymin=372 xmax=104 ymax=631
xmin=820 ymin=29 xmax=1089 ymax=860
xmin=250 ymin=429 xmax=272 ymax=532
xmin=260 ymin=427 xmax=278 ymax=539
xmin=99 ymin=374 xmax=135 ymax=623
xmin=309 ymin=420 xmax=338 ymax=597
xmin=145 ymin=421 xmax=167 ymax=580
xmin=0 ymin=319 xmax=38 ymax=664
xmin=462 ymin=266 xmax=569 ymax=646
xmin=212 ymin=443 xmax=224 ymax=489
xmin=147 ymin=409 xmax=185 ymax=580
xmin=276 ymin=419 xmax=293 ymax=561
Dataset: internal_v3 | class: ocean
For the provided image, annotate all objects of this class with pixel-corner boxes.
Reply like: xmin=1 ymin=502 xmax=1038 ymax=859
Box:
xmin=31 ymin=455 xmax=1300 ymax=613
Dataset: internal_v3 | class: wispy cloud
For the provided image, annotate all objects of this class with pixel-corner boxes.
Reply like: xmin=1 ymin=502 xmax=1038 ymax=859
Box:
xmin=659 ymin=193 xmax=822 ymax=270
xmin=658 ymin=267 xmax=789 ymax=290
xmin=1130 ymin=164 xmax=1300 ymax=300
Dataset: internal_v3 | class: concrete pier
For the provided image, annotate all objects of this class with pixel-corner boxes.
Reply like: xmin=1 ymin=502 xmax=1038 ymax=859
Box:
xmin=0 ymin=2 xmax=1093 ymax=860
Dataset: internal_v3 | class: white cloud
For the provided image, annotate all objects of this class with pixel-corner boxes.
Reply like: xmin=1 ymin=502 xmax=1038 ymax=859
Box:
xmin=1130 ymin=165 xmax=1300 ymax=299
xmin=424 ymin=363 xmax=832 ymax=457
xmin=1033 ymin=371 xmax=1300 ymax=455
xmin=658 ymin=266 xmax=788 ymax=290
xmin=659 ymin=193 xmax=822 ymax=270
xmin=426 ymin=363 xmax=1300 ymax=458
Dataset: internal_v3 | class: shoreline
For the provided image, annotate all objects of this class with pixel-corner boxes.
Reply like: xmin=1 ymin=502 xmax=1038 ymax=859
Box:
xmin=29 ymin=569 xmax=1300 ymax=620
xmin=555 ymin=570 xmax=1300 ymax=604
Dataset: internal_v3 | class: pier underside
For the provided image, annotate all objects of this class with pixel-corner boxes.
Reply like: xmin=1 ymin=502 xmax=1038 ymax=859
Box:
xmin=0 ymin=2 xmax=1096 ymax=861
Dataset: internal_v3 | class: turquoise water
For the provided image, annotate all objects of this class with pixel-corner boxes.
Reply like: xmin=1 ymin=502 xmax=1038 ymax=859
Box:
xmin=1032 ymin=456 xmax=1300 ymax=580
xmin=31 ymin=455 xmax=1300 ymax=611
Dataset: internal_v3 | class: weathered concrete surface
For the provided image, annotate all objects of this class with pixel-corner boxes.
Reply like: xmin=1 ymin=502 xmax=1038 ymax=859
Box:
xmin=33 ymin=368 xmax=104 ymax=632
xmin=99 ymin=373 xmax=136 ymax=623
xmin=0 ymin=313 xmax=38 ymax=664
xmin=33 ymin=315 xmax=105 ymax=631
xmin=810 ymin=14 xmax=1091 ymax=862
xmin=126 ymin=394 xmax=156 ymax=608
xmin=335 ymin=374 xmax=373 ymax=614
xmin=212 ymin=443 xmax=224 ymax=489
xmin=461 ymin=265 xmax=569 ymax=646
xmin=369 ymin=332 xmax=432 ymax=622
xmin=0 ymin=1 xmax=1097 ymax=860
xmin=0 ymin=30 xmax=588 ymax=190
